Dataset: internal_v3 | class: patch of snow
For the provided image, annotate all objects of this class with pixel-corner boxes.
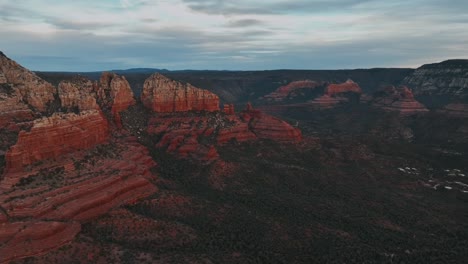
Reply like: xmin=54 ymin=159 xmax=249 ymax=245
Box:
xmin=398 ymin=168 xmax=405 ymax=172
xmin=445 ymin=186 xmax=453 ymax=190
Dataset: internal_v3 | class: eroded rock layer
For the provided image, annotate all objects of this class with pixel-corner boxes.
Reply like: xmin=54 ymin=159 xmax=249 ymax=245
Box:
xmin=97 ymin=72 xmax=136 ymax=127
xmin=325 ymin=79 xmax=362 ymax=96
xmin=261 ymin=80 xmax=321 ymax=102
xmin=0 ymin=138 xmax=158 ymax=263
xmin=141 ymin=73 xmax=219 ymax=112
xmin=147 ymin=104 xmax=300 ymax=160
xmin=4 ymin=110 xmax=109 ymax=175
xmin=371 ymin=86 xmax=429 ymax=115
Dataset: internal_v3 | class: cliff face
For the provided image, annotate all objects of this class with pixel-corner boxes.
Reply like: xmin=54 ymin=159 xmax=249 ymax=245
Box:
xmin=4 ymin=110 xmax=109 ymax=173
xmin=97 ymin=72 xmax=136 ymax=127
xmin=141 ymin=73 xmax=220 ymax=112
xmin=58 ymin=77 xmax=99 ymax=112
xmin=403 ymin=60 xmax=468 ymax=105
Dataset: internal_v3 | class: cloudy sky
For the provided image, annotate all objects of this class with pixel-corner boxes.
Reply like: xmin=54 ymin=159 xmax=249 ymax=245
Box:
xmin=0 ymin=0 xmax=467 ymax=71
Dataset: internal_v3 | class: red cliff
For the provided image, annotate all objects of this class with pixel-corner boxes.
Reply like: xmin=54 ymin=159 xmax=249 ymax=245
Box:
xmin=141 ymin=73 xmax=219 ymax=112
xmin=5 ymin=110 xmax=109 ymax=173
xmin=371 ymin=86 xmax=429 ymax=115
xmin=97 ymin=72 xmax=136 ymax=127
xmin=241 ymin=104 xmax=302 ymax=142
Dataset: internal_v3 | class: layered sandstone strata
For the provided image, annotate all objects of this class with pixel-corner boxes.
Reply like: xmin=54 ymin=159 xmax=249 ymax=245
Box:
xmin=0 ymin=138 xmax=158 ymax=263
xmin=325 ymin=79 xmax=362 ymax=96
xmin=262 ymin=80 xmax=321 ymax=102
xmin=141 ymin=73 xmax=219 ymax=112
xmin=371 ymin=86 xmax=429 ymax=114
xmin=4 ymin=110 xmax=109 ymax=173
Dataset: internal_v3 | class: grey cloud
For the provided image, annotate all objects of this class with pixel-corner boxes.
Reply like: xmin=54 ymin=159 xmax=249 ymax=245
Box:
xmin=183 ymin=0 xmax=372 ymax=15
xmin=225 ymin=19 xmax=264 ymax=28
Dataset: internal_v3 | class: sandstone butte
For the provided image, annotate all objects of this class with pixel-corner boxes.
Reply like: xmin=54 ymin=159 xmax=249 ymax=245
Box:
xmin=309 ymin=79 xmax=362 ymax=109
xmin=262 ymin=80 xmax=321 ymax=102
xmin=97 ymin=72 xmax=136 ymax=127
xmin=371 ymin=85 xmax=429 ymax=115
xmin=141 ymin=73 xmax=220 ymax=112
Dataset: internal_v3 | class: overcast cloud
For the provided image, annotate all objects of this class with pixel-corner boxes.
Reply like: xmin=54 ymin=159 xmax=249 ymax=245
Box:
xmin=0 ymin=0 xmax=467 ymax=71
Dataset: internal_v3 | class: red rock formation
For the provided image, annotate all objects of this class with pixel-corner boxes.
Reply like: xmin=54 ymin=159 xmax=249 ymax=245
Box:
xmin=58 ymin=76 xmax=99 ymax=112
xmin=0 ymin=52 xmax=55 ymax=112
xmin=4 ymin=110 xmax=109 ymax=173
xmin=241 ymin=104 xmax=302 ymax=142
xmin=96 ymin=72 xmax=136 ymax=127
xmin=262 ymin=80 xmax=320 ymax=102
xmin=325 ymin=79 xmax=362 ymax=96
xmin=371 ymin=86 xmax=429 ymax=115
xmin=223 ymin=104 xmax=235 ymax=115
xmin=141 ymin=73 xmax=219 ymax=112
xmin=0 ymin=138 xmax=158 ymax=262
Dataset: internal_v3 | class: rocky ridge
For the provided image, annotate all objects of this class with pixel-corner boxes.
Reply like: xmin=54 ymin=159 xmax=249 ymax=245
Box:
xmin=370 ymin=85 xmax=429 ymax=115
xmin=141 ymin=73 xmax=219 ymax=113
xmin=403 ymin=59 xmax=468 ymax=104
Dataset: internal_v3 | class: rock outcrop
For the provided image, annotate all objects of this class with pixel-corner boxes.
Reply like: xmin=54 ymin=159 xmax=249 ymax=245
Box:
xmin=141 ymin=73 xmax=219 ymax=112
xmin=307 ymin=80 xmax=362 ymax=109
xmin=403 ymin=59 xmax=468 ymax=99
xmin=371 ymin=86 xmax=429 ymax=114
xmin=4 ymin=110 xmax=109 ymax=174
xmin=325 ymin=79 xmax=362 ymax=96
xmin=0 ymin=138 xmax=158 ymax=262
xmin=97 ymin=72 xmax=136 ymax=127
xmin=241 ymin=103 xmax=302 ymax=142
xmin=58 ymin=76 xmax=99 ymax=112
xmin=0 ymin=52 xmax=55 ymax=112
xmin=147 ymin=103 xmax=300 ymax=160
xmin=261 ymin=80 xmax=321 ymax=102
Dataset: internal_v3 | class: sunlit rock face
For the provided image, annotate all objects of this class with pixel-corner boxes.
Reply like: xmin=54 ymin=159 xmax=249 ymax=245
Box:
xmin=141 ymin=73 xmax=220 ymax=113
